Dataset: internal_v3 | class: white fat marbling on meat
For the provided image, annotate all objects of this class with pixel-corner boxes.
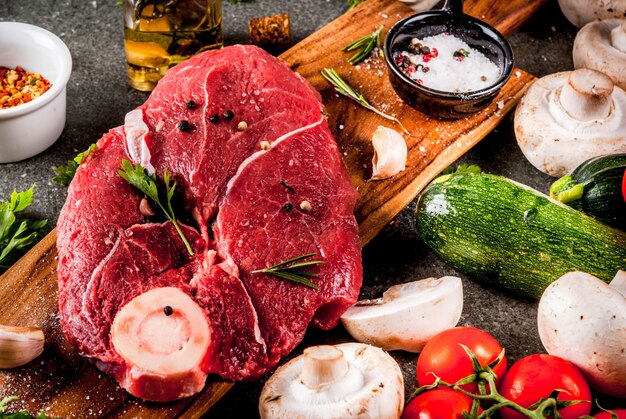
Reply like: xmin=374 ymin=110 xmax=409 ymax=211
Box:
xmin=224 ymin=115 xmax=325 ymax=194
xmin=124 ymin=108 xmax=155 ymax=175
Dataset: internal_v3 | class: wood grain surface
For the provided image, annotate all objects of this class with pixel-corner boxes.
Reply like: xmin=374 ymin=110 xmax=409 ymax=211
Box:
xmin=0 ymin=0 xmax=545 ymax=417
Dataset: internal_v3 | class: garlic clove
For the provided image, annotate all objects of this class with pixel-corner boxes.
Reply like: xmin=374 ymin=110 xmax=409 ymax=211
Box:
xmin=398 ymin=0 xmax=441 ymax=13
xmin=370 ymin=126 xmax=407 ymax=180
xmin=0 ymin=325 xmax=45 ymax=369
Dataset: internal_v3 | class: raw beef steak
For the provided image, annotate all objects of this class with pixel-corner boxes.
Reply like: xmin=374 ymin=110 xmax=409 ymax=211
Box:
xmin=56 ymin=45 xmax=362 ymax=402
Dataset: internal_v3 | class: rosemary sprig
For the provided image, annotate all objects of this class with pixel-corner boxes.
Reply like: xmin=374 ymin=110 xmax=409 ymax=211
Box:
xmin=321 ymin=68 xmax=408 ymax=134
xmin=118 ymin=160 xmax=194 ymax=256
xmin=348 ymin=0 xmax=366 ymax=10
xmin=343 ymin=25 xmax=383 ymax=65
xmin=251 ymin=253 xmax=323 ymax=289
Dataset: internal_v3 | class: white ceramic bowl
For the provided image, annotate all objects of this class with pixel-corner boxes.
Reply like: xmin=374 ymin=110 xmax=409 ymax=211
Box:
xmin=0 ymin=22 xmax=72 ymax=163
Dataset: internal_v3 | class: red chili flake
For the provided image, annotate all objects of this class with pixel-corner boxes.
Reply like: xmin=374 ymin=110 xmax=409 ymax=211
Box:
xmin=417 ymin=79 xmax=423 ymax=84
xmin=407 ymin=67 xmax=416 ymax=74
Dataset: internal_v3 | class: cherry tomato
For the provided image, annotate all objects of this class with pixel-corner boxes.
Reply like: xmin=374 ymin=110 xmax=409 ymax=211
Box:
xmin=401 ymin=388 xmax=479 ymax=419
xmin=594 ymin=409 xmax=626 ymax=419
xmin=499 ymin=354 xmax=591 ymax=419
xmin=416 ymin=326 xmax=507 ymax=392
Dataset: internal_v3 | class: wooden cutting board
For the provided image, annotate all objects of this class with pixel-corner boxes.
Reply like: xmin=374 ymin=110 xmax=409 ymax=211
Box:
xmin=0 ymin=0 xmax=546 ymax=417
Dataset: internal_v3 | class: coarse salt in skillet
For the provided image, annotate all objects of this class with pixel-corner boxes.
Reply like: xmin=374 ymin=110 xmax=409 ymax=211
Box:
xmin=394 ymin=33 xmax=500 ymax=93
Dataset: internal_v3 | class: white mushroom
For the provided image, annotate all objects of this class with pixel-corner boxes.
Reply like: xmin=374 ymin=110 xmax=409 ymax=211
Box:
xmin=259 ymin=343 xmax=404 ymax=419
xmin=370 ymin=126 xmax=407 ymax=180
xmin=557 ymin=0 xmax=626 ymax=27
xmin=340 ymin=276 xmax=463 ymax=352
xmin=573 ymin=19 xmax=626 ymax=90
xmin=514 ymin=68 xmax=626 ymax=177
xmin=0 ymin=325 xmax=44 ymax=369
xmin=537 ymin=271 xmax=626 ymax=398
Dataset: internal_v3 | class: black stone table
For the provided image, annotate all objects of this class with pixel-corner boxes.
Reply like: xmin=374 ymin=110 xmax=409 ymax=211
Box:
xmin=0 ymin=0 xmax=620 ymax=417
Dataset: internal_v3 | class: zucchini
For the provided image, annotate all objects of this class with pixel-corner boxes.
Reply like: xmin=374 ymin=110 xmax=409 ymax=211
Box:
xmin=550 ymin=154 xmax=626 ymax=230
xmin=416 ymin=173 xmax=626 ymax=299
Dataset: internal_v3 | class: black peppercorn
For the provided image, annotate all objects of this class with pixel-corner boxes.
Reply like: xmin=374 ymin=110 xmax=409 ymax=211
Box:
xmin=223 ymin=110 xmax=234 ymax=121
xmin=164 ymin=306 xmax=173 ymax=316
xmin=209 ymin=114 xmax=220 ymax=123
xmin=282 ymin=203 xmax=293 ymax=212
xmin=186 ymin=100 xmax=197 ymax=109
xmin=178 ymin=120 xmax=191 ymax=132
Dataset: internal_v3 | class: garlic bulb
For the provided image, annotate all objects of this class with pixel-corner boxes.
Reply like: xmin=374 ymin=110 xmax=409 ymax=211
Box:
xmin=0 ymin=325 xmax=45 ymax=369
xmin=370 ymin=126 xmax=407 ymax=180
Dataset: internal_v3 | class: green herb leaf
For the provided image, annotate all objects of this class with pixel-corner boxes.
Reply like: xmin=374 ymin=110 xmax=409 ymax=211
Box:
xmin=117 ymin=160 xmax=194 ymax=256
xmin=321 ymin=68 xmax=408 ymax=134
xmin=0 ymin=186 xmax=48 ymax=274
xmin=348 ymin=0 xmax=365 ymax=10
xmin=251 ymin=253 xmax=323 ymax=289
xmin=117 ymin=159 xmax=160 ymax=204
xmin=52 ymin=143 xmax=97 ymax=186
xmin=343 ymin=25 xmax=383 ymax=65
xmin=0 ymin=396 xmax=52 ymax=419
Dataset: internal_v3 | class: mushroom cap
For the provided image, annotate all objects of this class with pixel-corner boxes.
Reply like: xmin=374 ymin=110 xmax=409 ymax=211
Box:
xmin=538 ymin=271 xmax=626 ymax=398
xmin=514 ymin=69 xmax=626 ymax=177
xmin=259 ymin=343 xmax=404 ymax=419
xmin=557 ymin=0 xmax=626 ymax=27
xmin=574 ymin=19 xmax=626 ymax=90
xmin=340 ymin=276 xmax=463 ymax=352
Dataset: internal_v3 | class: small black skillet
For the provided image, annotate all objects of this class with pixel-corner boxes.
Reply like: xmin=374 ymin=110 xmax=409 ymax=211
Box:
xmin=384 ymin=0 xmax=514 ymax=119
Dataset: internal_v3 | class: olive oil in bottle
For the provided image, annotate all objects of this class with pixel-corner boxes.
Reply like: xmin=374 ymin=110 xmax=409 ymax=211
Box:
xmin=123 ymin=0 xmax=223 ymax=91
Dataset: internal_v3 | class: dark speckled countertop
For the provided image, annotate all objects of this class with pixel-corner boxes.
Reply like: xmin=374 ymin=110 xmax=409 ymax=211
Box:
xmin=0 ymin=0 xmax=621 ymax=417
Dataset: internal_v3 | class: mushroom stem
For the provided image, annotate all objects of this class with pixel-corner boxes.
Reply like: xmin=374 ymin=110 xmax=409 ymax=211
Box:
xmin=301 ymin=345 xmax=348 ymax=389
xmin=611 ymin=20 xmax=626 ymax=53
xmin=558 ymin=69 xmax=614 ymax=121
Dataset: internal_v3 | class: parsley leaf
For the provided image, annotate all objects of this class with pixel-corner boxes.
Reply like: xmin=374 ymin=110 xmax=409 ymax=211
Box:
xmin=52 ymin=143 xmax=97 ymax=186
xmin=0 ymin=396 xmax=51 ymax=419
xmin=0 ymin=186 xmax=48 ymax=274
xmin=117 ymin=160 xmax=194 ymax=255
